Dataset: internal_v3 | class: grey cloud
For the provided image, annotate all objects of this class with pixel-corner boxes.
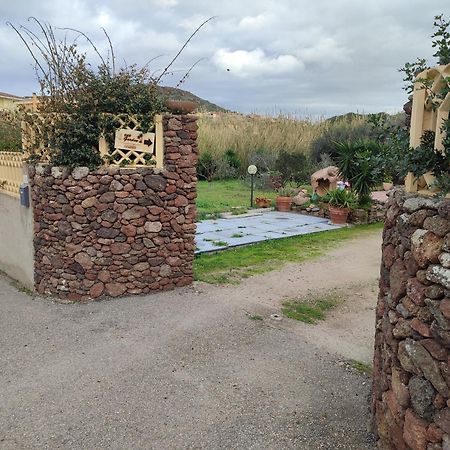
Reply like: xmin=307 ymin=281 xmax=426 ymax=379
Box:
xmin=0 ymin=0 xmax=448 ymax=116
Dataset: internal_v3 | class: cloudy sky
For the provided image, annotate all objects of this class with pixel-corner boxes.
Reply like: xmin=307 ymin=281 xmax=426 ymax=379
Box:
xmin=0 ymin=0 xmax=448 ymax=117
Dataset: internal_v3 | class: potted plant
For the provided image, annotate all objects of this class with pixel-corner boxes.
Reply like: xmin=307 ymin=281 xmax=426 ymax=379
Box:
xmin=275 ymin=186 xmax=294 ymax=212
xmin=325 ymin=188 xmax=357 ymax=224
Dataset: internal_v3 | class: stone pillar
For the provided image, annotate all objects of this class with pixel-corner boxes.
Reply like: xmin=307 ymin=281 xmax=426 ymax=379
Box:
xmin=30 ymin=114 xmax=198 ymax=301
xmin=372 ymin=189 xmax=450 ymax=449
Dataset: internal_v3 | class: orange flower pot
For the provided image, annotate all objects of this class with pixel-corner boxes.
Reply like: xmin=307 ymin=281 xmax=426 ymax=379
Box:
xmin=276 ymin=196 xmax=292 ymax=212
xmin=328 ymin=206 xmax=350 ymax=224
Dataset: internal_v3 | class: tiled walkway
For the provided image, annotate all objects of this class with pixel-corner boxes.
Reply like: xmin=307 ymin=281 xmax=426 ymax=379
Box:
xmin=195 ymin=211 xmax=340 ymax=254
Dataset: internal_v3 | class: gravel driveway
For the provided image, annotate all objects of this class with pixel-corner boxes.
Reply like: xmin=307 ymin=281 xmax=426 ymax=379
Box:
xmin=0 ymin=232 xmax=381 ymax=449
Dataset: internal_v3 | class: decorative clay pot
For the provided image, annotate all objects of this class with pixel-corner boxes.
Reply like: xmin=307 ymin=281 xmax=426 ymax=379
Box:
xmin=328 ymin=206 xmax=350 ymax=224
xmin=276 ymin=196 xmax=292 ymax=212
xmin=255 ymin=197 xmax=272 ymax=208
xmin=165 ymin=100 xmax=197 ymax=114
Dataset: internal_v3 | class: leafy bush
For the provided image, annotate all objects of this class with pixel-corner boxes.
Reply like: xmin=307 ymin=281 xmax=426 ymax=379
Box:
xmin=366 ymin=113 xmax=410 ymax=182
xmin=0 ymin=120 xmax=21 ymax=151
xmin=405 ymin=131 xmax=450 ymax=179
xmin=248 ymin=148 xmax=278 ymax=173
xmin=310 ymin=120 xmax=374 ymax=162
xmin=275 ymin=151 xmax=313 ymax=184
xmin=223 ymin=149 xmax=241 ymax=170
xmin=197 ymin=151 xmax=238 ymax=181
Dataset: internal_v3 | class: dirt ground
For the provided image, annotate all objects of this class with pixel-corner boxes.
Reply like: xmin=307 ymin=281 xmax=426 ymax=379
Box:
xmin=0 ymin=230 xmax=381 ymax=449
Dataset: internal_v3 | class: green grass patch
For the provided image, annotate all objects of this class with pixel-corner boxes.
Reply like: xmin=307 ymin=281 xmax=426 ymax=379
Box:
xmin=194 ymin=223 xmax=382 ymax=284
xmin=281 ymin=298 xmax=337 ymax=324
xmin=231 ymin=233 xmax=244 ymax=238
xmin=197 ymin=180 xmax=277 ymax=220
xmin=212 ymin=240 xmax=228 ymax=247
xmin=348 ymin=359 xmax=373 ymax=376
xmin=248 ymin=314 xmax=264 ymax=321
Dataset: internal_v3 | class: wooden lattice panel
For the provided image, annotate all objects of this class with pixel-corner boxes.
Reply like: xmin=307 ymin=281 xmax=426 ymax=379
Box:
xmin=101 ymin=113 xmax=163 ymax=168
xmin=0 ymin=152 xmax=25 ymax=197
xmin=407 ymin=63 xmax=450 ymax=197
xmin=20 ymin=112 xmax=163 ymax=169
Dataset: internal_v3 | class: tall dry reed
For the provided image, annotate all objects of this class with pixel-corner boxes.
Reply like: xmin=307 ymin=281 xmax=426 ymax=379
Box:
xmin=197 ymin=112 xmax=368 ymax=167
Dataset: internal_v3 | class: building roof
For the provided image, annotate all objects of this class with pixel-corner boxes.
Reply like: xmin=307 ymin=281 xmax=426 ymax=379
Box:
xmin=0 ymin=91 xmax=24 ymax=100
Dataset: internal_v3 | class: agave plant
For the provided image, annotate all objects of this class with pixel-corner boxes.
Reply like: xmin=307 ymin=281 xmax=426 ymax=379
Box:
xmin=324 ymin=188 xmax=357 ymax=209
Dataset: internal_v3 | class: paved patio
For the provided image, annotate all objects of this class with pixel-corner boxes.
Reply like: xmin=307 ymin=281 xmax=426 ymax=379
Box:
xmin=195 ymin=211 xmax=340 ymax=254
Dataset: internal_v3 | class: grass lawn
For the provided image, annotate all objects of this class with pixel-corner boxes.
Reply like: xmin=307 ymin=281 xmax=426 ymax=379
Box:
xmin=194 ymin=222 xmax=382 ymax=284
xmin=196 ymin=179 xmax=277 ymax=220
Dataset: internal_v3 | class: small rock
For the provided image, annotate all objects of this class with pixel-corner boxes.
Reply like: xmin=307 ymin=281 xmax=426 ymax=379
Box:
xmin=424 ymin=215 xmax=450 ymax=237
xmin=411 ymin=229 xmax=443 ymax=268
xmin=427 ymin=266 xmax=450 ymax=290
xmin=404 ymin=338 xmax=449 ymax=397
xmin=160 ymin=264 xmax=172 ymax=277
xmin=105 ymin=283 xmax=127 ymax=297
xmin=403 ymin=408 xmax=428 ymax=450
xmin=144 ymin=175 xmax=167 ymax=191
xmin=144 ymin=221 xmax=163 ymax=233
xmin=441 ymin=299 xmax=450 ymax=320
xmin=408 ymin=376 xmax=436 ymax=420
xmin=81 ymin=197 xmax=97 ymax=209
xmin=122 ymin=206 xmax=148 ymax=220
xmin=440 ymin=253 xmax=450 ymax=269
xmin=90 ymin=282 xmax=104 ymax=298
xmin=74 ymin=252 xmax=93 ymax=270
xmin=72 ymin=167 xmax=89 ymax=180
xmin=403 ymin=197 xmax=438 ymax=213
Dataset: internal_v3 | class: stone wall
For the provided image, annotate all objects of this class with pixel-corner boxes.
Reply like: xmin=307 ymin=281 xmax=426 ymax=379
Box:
xmin=373 ymin=189 xmax=450 ymax=450
xmin=30 ymin=115 xmax=198 ymax=301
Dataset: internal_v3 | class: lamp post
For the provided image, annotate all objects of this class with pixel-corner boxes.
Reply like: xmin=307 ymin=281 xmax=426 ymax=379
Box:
xmin=247 ymin=165 xmax=258 ymax=208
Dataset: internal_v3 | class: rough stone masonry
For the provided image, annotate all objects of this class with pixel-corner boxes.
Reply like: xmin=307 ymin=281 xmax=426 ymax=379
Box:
xmin=29 ymin=115 xmax=198 ymax=301
xmin=373 ymin=188 xmax=450 ymax=450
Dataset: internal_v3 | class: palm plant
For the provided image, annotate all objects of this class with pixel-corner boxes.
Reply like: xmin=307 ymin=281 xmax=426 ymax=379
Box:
xmin=334 ymin=140 xmax=383 ymax=203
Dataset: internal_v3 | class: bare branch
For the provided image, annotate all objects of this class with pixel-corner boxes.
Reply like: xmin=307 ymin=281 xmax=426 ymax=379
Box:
xmin=101 ymin=27 xmax=115 ymax=76
xmin=176 ymin=57 xmax=205 ymax=87
xmin=156 ymin=16 xmax=216 ymax=84
xmin=6 ymin=21 xmax=47 ymax=78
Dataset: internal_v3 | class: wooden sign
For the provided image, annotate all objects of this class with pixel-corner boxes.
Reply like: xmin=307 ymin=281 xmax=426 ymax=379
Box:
xmin=114 ymin=129 xmax=155 ymax=154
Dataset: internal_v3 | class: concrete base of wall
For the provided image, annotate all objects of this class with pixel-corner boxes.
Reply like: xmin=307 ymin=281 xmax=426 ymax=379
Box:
xmin=0 ymin=192 xmax=34 ymax=289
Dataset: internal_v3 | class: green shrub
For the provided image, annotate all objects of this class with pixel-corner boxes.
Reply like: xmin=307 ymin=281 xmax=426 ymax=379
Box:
xmin=223 ymin=149 xmax=241 ymax=170
xmin=198 ymin=151 xmax=238 ymax=181
xmin=310 ymin=120 xmax=374 ymax=162
xmin=275 ymin=150 xmax=312 ymax=184
xmin=0 ymin=120 xmax=22 ymax=151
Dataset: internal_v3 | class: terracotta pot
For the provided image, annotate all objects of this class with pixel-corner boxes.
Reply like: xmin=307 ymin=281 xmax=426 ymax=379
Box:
xmin=383 ymin=182 xmax=393 ymax=191
xmin=276 ymin=196 xmax=292 ymax=212
xmin=328 ymin=206 xmax=350 ymax=224
xmin=165 ymin=100 xmax=197 ymax=114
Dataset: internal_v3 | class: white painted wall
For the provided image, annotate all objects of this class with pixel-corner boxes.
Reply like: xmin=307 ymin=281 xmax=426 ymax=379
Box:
xmin=0 ymin=192 xmax=34 ymax=289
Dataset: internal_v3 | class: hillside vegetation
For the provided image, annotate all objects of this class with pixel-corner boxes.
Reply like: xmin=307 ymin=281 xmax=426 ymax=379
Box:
xmin=197 ymin=111 xmax=405 ymax=178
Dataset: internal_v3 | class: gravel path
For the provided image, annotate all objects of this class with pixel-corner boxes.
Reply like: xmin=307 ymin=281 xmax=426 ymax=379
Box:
xmin=0 ymin=231 xmax=381 ymax=449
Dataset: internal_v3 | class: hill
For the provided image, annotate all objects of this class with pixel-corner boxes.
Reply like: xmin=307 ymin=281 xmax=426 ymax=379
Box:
xmin=159 ymin=86 xmax=227 ymax=113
